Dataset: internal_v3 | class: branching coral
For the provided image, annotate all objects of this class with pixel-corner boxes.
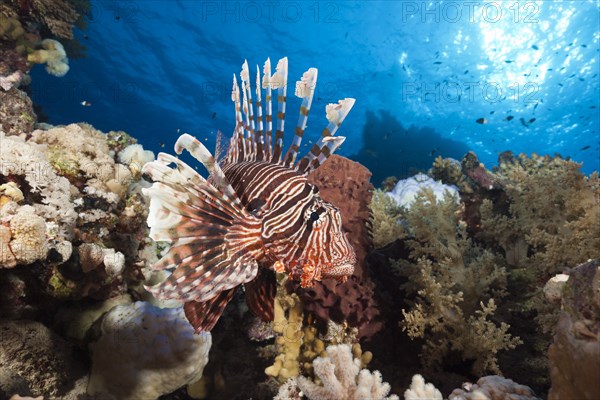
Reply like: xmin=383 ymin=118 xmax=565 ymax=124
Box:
xmin=395 ymin=188 xmax=517 ymax=375
xmin=404 ymin=374 xmax=442 ymax=400
xmin=294 ymin=344 xmax=399 ymax=400
xmin=369 ymin=189 xmax=406 ymax=249
xmin=478 ymin=153 xmax=600 ymax=278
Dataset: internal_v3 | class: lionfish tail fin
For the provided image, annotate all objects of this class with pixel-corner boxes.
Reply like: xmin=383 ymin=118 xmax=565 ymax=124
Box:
xmin=142 ymin=134 xmax=262 ymax=308
xmin=296 ymin=98 xmax=356 ymax=174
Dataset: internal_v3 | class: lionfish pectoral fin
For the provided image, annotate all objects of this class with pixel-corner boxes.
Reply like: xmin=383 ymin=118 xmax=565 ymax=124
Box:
xmin=244 ymin=268 xmax=277 ymax=322
xmin=143 ymin=135 xmax=263 ymax=305
xmin=184 ymin=287 xmax=238 ymax=332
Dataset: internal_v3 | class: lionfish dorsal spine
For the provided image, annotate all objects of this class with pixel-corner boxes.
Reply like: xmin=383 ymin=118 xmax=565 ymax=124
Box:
xmin=283 ymin=67 xmax=318 ymax=167
xmin=226 ymin=57 xmax=355 ymax=174
xmin=271 ymin=57 xmax=288 ymax=164
xmin=262 ymin=58 xmax=273 ymax=160
xmin=254 ymin=65 xmax=265 ymax=161
xmin=296 ymin=98 xmax=355 ymax=174
xmin=241 ymin=60 xmax=257 ymax=161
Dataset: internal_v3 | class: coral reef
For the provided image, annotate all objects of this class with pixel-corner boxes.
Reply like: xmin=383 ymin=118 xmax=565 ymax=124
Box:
xmin=88 ymin=301 xmax=212 ymax=400
xmin=548 ymin=259 xmax=600 ymax=400
xmin=291 ymin=343 xmax=399 ymax=400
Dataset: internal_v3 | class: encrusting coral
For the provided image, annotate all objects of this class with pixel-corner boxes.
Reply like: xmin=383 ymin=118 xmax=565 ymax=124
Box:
xmin=290 ymin=343 xmax=399 ymax=400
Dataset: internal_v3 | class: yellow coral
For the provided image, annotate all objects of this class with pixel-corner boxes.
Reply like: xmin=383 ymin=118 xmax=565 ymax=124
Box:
xmin=27 ymin=39 xmax=69 ymax=77
xmin=265 ymin=290 xmax=304 ymax=381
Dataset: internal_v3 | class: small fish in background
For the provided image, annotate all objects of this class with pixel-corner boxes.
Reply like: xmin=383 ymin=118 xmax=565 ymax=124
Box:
xmin=81 ymin=100 xmax=92 ymax=107
xmin=476 ymin=117 xmax=488 ymax=124
xmin=531 ymin=44 xmax=539 ymax=50
xmin=529 ymin=118 xmax=536 ymax=123
xmin=159 ymin=142 xmax=165 ymax=148
xmin=429 ymin=147 xmax=440 ymax=156
xmin=580 ymin=145 xmax=591 ymax=151
xmin=433 ymin=61 xmax=442 ymax=65
xmin=505 ymin=115 xmax=514 ymax=121
xmin=211 ymin=112 xmax=217 ymax=120
xmin=520 ymin=117 xmax=529 ymax=127
xmin=143 ymin=58 xmax=357 ymax=333
xmin=505 ymin=60 xmax=513 ymax=63
xmin=490 ymin=111 xmax=495 ymax=114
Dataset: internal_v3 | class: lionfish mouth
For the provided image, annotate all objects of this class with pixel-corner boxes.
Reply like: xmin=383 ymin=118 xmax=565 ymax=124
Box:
xmin=323 ymin=262 xmax=355 ymax=277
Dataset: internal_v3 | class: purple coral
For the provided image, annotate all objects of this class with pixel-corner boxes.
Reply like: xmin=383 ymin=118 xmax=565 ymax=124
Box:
xmin=288 ymin=276 xmax=383 ymax=340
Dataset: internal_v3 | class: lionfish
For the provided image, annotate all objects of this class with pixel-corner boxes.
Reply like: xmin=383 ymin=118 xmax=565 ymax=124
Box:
xmin=143 ymin=57 xmax=356 ymax=332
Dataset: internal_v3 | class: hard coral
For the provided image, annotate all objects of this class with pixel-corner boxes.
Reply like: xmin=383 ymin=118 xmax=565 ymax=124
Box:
xmin=88 ymin=301 xmax=212 ymax=400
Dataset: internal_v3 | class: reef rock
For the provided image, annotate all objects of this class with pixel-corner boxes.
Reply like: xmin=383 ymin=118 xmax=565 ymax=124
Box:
xmin=88 ymin=301 xmax=212 ymax=400
xmin=548 ymin=259 xmax=600 ymax=400
xmin=0 ymin=320 xmax=84 ymax=397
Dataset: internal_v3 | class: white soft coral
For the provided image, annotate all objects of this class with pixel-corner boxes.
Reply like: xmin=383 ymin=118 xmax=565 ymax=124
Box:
xmin=296 ymin=344 xmax=399 ymax=400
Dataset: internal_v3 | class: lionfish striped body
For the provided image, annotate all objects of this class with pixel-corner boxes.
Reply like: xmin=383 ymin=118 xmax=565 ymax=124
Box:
xmin=143 ymin=58 xmax=356 ymax=332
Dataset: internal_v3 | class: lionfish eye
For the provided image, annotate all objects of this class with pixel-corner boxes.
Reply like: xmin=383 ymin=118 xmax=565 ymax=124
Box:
xmin=312 ymin=185 xmax=319 ymax=194
xmin=310 ymin=211 xmax=320 ymax=221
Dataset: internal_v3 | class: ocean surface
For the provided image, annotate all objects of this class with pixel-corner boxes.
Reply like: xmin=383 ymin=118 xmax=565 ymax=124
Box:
xmin=30 ymin=0 xmax=599 ymax=185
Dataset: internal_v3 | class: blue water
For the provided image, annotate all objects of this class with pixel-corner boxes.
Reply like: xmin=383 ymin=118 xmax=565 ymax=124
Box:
xmin=31 ymin=0 xmax=599 ymax=184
